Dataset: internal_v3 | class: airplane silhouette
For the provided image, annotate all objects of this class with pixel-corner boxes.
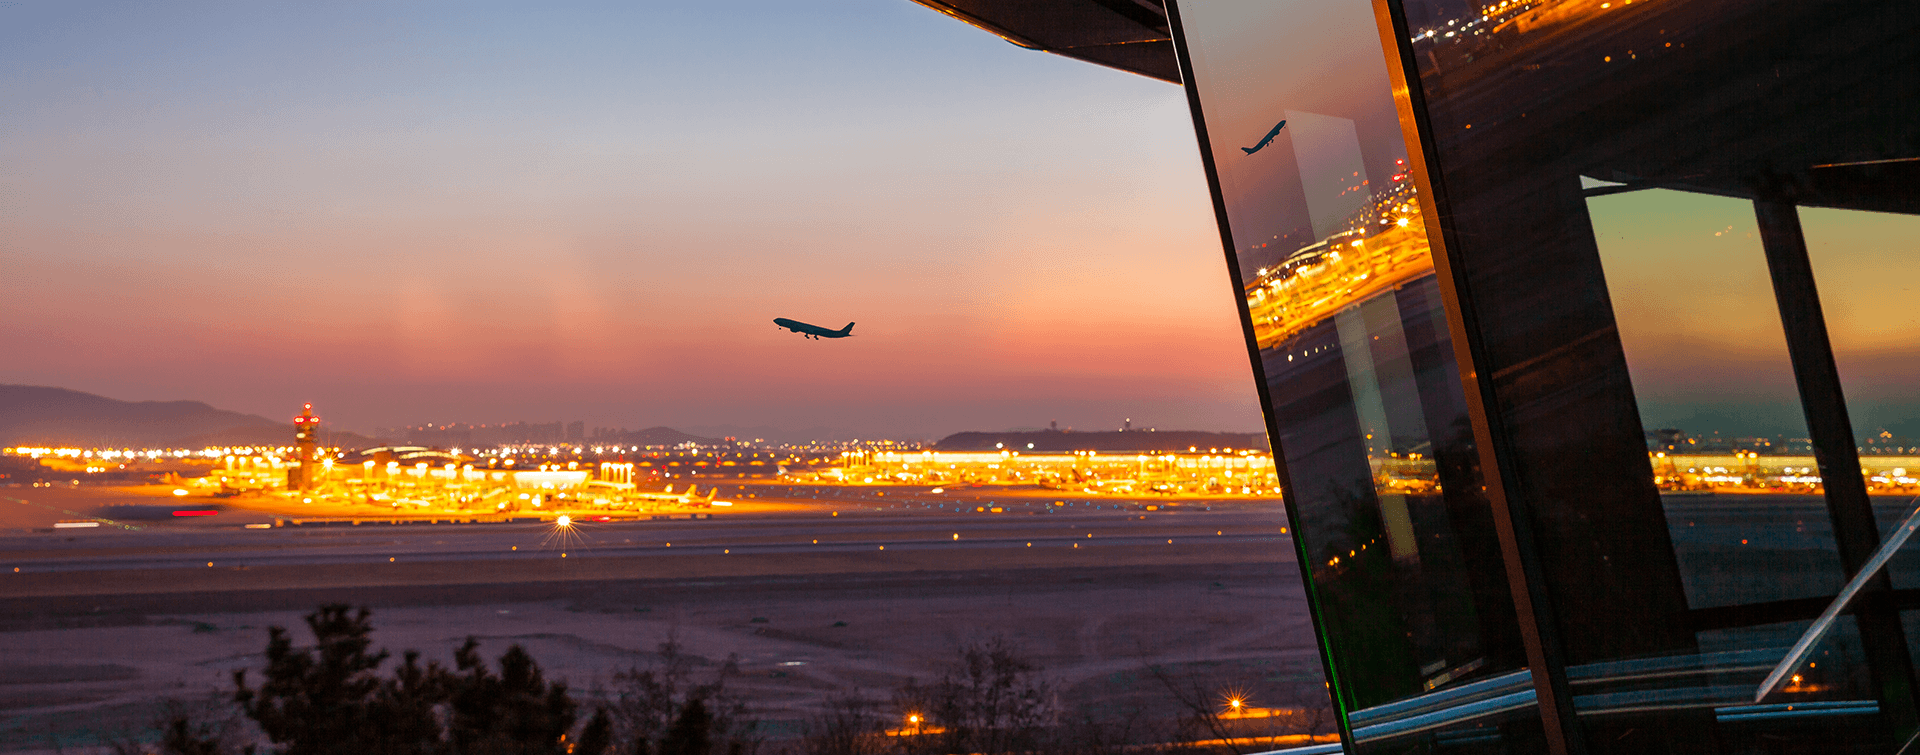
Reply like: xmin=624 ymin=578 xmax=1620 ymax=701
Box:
xmin=624 ymin=484 xmax=719 ymax=506
xmin=775 ymin=318 xmax=854 ymax=339
xmin=1242 ymin=120 xmax=1287 ymax=155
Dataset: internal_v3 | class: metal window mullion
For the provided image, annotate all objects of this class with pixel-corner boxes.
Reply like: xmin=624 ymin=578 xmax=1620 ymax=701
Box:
xmin=1753 ymin=197 xmax=1919 ymax=733
xmin=1364 ymin=0 xmax=1581 ymax=753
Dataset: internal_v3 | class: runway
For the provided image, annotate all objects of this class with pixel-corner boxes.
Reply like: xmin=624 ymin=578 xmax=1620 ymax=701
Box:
xmin=0 ymin=496 xmax=1324 ymax=752
xmin=1 ymin=507 xmax=1292 ymax=574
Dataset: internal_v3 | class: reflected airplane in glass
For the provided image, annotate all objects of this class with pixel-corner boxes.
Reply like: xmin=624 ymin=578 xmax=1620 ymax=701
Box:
xmin=1242 ymin=119 xmax=1287 ymax=155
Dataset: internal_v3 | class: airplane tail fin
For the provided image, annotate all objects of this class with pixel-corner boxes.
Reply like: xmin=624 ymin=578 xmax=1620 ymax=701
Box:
xmin=840 ymin=322 xmax=855 ymax=336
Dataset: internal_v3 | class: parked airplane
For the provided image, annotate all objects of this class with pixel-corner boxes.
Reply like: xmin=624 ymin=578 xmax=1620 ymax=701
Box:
xmin=629 ymin=484 xmax=718 ymax=506
xmin=1242 ymin=119 xmax=1287 ymax=155
xmin=775 ymin=318 xmax=854 ymax=339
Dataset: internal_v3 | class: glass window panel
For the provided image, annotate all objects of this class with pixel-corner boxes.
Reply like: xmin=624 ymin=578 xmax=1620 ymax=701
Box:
xmin=1387 ymin=0 xmax=1920 ymax=743
xmin=1586 ymin=187 xmax=1845 ymax=609
xmin=1173 ymin=1 xmax=1527 ymax=749
xmin=1802 ymin=207 xmax=1920 ymax=590
xmin=1693 ymin=619 xmax=1896 ymax=754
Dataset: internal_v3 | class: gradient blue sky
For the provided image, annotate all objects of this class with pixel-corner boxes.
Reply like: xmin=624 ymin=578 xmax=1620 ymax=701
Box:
xmin=1 ymin=1 xmax=1262 ymax=439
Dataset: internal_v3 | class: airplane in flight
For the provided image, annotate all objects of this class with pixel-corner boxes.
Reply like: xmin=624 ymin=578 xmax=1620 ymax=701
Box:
xmin=775 ymin=318 xmax=854 ymax=339
xmin=1242 ymin=119 xmax=1287 ymax=155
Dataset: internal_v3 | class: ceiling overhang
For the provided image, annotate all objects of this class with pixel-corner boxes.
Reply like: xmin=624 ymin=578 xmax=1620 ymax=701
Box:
xmin=909 ymin=0 xmax=1181 ymax=84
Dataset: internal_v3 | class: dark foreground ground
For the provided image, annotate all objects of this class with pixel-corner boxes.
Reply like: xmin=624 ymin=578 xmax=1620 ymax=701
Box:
xmin=0 ymin=502 xmax=1329 ymax=753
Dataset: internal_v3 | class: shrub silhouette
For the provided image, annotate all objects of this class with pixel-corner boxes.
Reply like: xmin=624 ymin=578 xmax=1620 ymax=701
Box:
xmin=576 ymin=708 xmax=616 ymax=755
xmin=604 ymin=637 xmax=753 ymax=755
xmin=796 ymin=693 xmax=889 ymax=755
xmin=232 ymin=604 xmax=602 ymax=755
xmin=445 ymin=640 xmax=579 ymax=754
xmin=657 ymin=698 xmax=714 ymax=755
xmin=894 ymin=637 xmax=1053 ymax=755
xmin=234 ymin=604 xmax=443 ymax=755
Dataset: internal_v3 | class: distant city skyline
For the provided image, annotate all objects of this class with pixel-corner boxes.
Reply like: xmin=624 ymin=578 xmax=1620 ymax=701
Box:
xmin=379 ymin=415 xmax=1206 ymax=444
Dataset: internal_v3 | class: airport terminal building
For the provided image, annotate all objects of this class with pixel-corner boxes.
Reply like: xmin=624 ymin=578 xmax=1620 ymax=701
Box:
xmin=915 ymin=0 xmax=1920 ymax=753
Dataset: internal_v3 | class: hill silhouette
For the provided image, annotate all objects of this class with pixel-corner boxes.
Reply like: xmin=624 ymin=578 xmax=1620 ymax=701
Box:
xmin=934 ymin=429 xmax=1269 ymax=453
xmin=600 ymin=426 xmax=722 ymax=447
xmin=0 ymin=385 xmax=375 ymax=449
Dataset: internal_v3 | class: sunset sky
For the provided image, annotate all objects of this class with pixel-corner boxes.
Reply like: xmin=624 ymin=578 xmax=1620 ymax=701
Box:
xmin=1592 ymin=190 xmax=1920 ymax=439
xmin=0 ymin=0 xmax=1259 ymax=440
xmin=7 ymin=1 xmax=1912 ymax=443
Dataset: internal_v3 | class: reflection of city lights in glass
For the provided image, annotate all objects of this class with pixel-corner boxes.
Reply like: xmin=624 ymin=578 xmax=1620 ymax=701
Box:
xmin=1245 ymin=188 xmax=1433 ymax=349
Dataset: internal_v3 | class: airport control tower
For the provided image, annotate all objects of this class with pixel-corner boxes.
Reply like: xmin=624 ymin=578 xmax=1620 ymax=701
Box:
xmin=291 ymin=403 xmax=319 ymax=493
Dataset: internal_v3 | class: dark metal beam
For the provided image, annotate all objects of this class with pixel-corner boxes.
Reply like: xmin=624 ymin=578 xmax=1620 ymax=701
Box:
xmin=1366 ymin=0 xmax=1582 ymax=753
xmin=1754 ymin=197 xmax=1919 ymax=733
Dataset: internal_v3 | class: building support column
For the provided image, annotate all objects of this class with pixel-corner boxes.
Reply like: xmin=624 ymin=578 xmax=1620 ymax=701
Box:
xmin=1754 ymin=198 xmax=1919 ymax=734
xmin=1364 ymin=2 xmax=1582 ymax=753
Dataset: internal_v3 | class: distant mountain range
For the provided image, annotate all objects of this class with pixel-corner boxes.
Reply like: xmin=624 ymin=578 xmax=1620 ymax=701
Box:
xmin=597 ymin=426 xmax=721 ymax=447
xmin=935 ymin=429 xmax=1269 ymax=453
xmin=0 ymin=385 xmax=377 ymax=449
